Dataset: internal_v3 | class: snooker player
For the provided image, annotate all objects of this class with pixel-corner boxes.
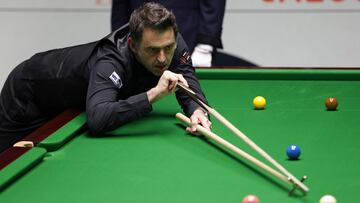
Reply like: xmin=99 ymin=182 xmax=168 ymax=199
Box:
xmin=0 ymin=2 xmax=211 ymax=153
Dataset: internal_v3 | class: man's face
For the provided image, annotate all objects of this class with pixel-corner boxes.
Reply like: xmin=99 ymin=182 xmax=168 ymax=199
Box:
xmin=130 ymin=27 xmax=177 ymax=76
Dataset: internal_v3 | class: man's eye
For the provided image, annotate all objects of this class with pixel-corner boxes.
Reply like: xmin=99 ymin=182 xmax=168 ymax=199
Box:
xmin=150 ymin=48 xmax=158 ymax=53
xmin=146 ymin=48 xmax=158 ymax=54
xmin=165 ymin=45 xmax=175 ymax=52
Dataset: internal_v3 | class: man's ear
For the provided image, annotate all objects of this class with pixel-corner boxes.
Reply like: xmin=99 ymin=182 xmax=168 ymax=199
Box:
xmin=128 ymin=37 xmax=136 ymax=53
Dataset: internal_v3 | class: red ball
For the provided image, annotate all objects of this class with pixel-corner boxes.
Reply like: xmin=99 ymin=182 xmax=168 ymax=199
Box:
xmin=325 ymin=97 xmax=338 ymax=110
xmin=242 ymin=195 xmax=259 ymax=203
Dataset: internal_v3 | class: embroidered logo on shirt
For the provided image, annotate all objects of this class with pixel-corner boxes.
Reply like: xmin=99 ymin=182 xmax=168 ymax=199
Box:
xmin=180 ymin=51 xmax=191 ymax=64
xmin=109 ymin=71 xmax=122 ymax=89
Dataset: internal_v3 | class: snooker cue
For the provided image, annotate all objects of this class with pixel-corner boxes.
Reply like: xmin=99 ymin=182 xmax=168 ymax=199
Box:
xmin=177 ymin=83 xmax=309 ymax=193
xmin=176 ymin=113 xmax=293 ymax=187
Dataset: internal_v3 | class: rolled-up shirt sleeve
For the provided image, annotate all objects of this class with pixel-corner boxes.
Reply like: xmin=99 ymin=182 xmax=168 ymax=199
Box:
xmin=86 ymin=62 xmax=152 ymax=134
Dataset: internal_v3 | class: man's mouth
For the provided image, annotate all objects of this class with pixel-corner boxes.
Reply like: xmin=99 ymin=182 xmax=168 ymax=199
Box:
xmin=155 ymin=65 xmax=166 ymax=69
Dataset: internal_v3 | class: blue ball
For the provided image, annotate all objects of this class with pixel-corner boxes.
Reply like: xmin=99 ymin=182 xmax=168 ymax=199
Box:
xmin=286 ymin=144 xmax=301 ymax=160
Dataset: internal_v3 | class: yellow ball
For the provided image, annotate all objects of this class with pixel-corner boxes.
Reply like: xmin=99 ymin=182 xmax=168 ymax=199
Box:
xmin=253 ymin=96 xmax=266 ymax=109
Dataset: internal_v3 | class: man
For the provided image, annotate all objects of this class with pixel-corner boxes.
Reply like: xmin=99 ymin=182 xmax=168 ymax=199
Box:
xmin=0 ymin=2 xmax=211 ymax=153
xmin=111 ymin=0 xmax=226 ymax=67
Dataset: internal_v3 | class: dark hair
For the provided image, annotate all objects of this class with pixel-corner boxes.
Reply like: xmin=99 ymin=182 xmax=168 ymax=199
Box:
xmin=129 ymin=2 xmax=178 ymax=45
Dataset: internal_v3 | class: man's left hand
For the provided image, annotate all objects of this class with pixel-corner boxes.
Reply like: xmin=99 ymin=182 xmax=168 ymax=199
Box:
xmin=186 ymin=108 xmax=212 ymax=135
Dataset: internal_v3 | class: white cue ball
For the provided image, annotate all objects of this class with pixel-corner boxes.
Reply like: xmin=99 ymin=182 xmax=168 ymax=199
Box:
xmin=319 ymin=194 xmax=337 ymax=203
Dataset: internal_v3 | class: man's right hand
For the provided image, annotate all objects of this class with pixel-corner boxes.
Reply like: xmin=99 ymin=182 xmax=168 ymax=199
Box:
xmin=147 ymin=70 xmax=188 ymax=103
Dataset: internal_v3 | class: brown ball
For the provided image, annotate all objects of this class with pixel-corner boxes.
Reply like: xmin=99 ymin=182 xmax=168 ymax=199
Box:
xmin=325 ymin=97 xmax=338 ymax=110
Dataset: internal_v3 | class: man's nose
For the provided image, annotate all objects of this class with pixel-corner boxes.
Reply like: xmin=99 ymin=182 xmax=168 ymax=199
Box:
xmin=157 ymin=50 xmax=166 ymax=63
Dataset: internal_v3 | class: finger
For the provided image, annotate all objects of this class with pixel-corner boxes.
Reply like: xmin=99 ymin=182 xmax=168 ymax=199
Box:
xmin=170 ymin=80 xmax=179 ymax=92
xmin=199 ymin=116 xmax=211 ymax=130
xmin=190 ymin=116 xmax=199 ymax=132
xmin=168 ymin=79 xmax=178 ymax=92
xmin=160 ymin=72 xmax=171 ymax=87
xmin=167 ymin=72 xmax=179 ymax=89
xmin=186 ymin=126 xmax=200 ymax=136
xmin=172 ymin=80 xmax=178 ymax=92
xmin=177 ymin=74 xmax=188 ymax=87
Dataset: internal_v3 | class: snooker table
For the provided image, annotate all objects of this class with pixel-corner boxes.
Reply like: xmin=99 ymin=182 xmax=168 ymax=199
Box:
xmin=1 ymin=68 xmax=360 ymax=202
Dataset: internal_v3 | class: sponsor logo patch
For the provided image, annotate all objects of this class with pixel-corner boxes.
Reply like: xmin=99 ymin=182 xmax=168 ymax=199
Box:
xmin=180 ymin=51 xmax=191 ymax=64
xmin=109 ymin=71 xmax=122 ymax=89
